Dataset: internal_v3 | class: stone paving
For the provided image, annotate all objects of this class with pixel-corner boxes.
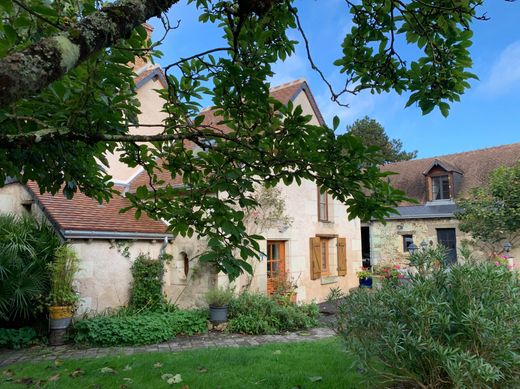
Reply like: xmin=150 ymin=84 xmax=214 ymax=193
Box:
xmin=0 ymin=327 xmax=335 ymax=367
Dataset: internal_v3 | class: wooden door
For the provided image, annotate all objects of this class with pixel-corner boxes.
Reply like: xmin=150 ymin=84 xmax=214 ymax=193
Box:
xmin=267 ymin=241 xmax=286 ymax=295
xmin=437 ymin=228 xmax=457 ymax=265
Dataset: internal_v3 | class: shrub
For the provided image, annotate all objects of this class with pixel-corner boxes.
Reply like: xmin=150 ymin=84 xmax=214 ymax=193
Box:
xmin=204 ymin=286 xmax=234 ymax=307
xmin=0 ymin=327 xmax=38 ymax=349
xmin=74 ymin=310 xmax=207 ymax=346
xmin=48 ymin=245 xmax=80 ymax=306
xmin=0 ymin=214 xmax=61 ymax=323
xmin=129 ymin=254 xmax=166 ymax=311
xmin=337 ymin=263 xmax=520 ymax=388
xmin=227 ymin=292 xmax=319 ymax=335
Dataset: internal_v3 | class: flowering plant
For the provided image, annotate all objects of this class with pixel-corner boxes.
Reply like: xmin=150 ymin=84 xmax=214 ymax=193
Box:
xmin=374 ymin=264 xmax=405 ymax=279
xmin=495 ymin=254 xmax=513 ymax=270
xmin=356 ymin=267 xmax=372 ymax=280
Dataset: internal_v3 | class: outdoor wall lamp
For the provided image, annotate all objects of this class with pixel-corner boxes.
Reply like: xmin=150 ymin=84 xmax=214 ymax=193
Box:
xmin=408 ymin=243 xmax=418 ymax=254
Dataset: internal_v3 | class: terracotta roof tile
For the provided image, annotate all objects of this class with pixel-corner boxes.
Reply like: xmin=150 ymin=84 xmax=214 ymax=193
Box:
xmin=26 ymin=182 xmax=168 ymax=236
xmin=381 ymin=142 xmax=520 ymax=205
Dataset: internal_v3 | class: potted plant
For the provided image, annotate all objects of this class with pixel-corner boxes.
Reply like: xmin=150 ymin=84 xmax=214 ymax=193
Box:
xmin=356 ymin=267 xmax=373 ymax=288
xmin=204 ymin=286 xmax=234 ymax=324
xmin=48 ymin=245 xmax=80 ymax=333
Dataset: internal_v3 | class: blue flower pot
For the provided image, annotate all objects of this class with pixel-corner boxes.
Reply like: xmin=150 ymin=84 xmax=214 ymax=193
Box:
xmin=359 ymin=277 xmax=373 ymax=289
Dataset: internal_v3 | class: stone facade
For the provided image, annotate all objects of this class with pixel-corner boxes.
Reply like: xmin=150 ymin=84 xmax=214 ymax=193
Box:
xmin=370 ymin=218 xmax=520 ymax=266
xmin=369 ymin=218 xmax=470 ymax=266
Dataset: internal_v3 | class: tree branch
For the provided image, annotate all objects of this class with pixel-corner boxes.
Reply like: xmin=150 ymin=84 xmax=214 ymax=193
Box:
xmin=0 ymin=0 xmax=181 ymax=109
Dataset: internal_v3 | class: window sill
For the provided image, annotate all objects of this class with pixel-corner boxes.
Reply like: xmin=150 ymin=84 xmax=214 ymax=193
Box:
xmin=320 ymin=276 xmax=338 ymax=285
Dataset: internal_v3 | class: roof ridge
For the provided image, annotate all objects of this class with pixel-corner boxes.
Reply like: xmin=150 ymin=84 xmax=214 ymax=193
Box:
xmin=269 ymin=78 xmax=306 ymax=92
xmin=384 ymin=141 xmax=520 ymax=167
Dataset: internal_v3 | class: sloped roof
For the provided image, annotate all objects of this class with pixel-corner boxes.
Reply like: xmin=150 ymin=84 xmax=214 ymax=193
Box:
xmin=422 ymin=159 xmax=463 ymax=175
xmin=270 ymin=79 xmax=325 ymax=125
xmin=26 ymin=182 xmax=170 ymax=239
xmin=129 ymin=79 xmax=325 ymax=190
xmin=386 ymin=203 xmax=458 ymax=220
xmin=134 ymin=64 xmax=168 ymax=89
xmin=381 ymin=142 xmax=520 ymax=205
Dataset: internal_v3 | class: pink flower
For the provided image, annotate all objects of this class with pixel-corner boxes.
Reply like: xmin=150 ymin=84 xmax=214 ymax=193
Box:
xmin=394 ymin=265 xmax=401 ymax=269
xmin=507 ymin=265 xmax=513 ymax=270
xmin=495 ymin=261 xmax=500 ymax=266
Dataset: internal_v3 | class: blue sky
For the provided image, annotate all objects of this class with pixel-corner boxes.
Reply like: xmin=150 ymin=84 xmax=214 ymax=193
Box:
xmin=150 ymin=0 xmax=520 ymax=159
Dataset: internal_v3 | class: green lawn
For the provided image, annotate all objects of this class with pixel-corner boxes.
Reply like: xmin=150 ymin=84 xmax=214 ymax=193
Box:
xmin=1 ymin=338 xmax=364 ymax=388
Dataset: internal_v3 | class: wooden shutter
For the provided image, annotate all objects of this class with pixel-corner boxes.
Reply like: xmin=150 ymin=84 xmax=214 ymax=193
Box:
xmin=337 ymin=237 xmax=347 ymax=276
xmin=309 ymin=237 xmax=321 ymax=280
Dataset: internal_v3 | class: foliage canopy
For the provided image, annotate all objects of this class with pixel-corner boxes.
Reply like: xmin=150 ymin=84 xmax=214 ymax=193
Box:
xmin=0 ymin=0 xmax=506 ymax=278
xmin=457 ymin=162 xmax=520 ymax=253
xmin=346 ymin=116 xmax=417 ymax=162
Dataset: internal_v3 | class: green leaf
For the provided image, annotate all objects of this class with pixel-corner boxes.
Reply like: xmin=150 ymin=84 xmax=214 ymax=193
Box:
xmin=332 ymin=115 xmax=340 ymax=131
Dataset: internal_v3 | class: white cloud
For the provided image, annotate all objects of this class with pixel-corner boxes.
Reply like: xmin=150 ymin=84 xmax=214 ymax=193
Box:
xmin=268 ymin=51 xmax=308 ymax=87
xmin=479 ymin=41 xmax=520 ymax=96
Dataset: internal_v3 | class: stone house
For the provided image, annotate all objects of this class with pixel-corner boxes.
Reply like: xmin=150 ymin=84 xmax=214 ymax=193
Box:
xmin=363 ymin=143 xmax=520 ymax=266
xmin=113 ymin=76 xmax=363 ymax=306
xmin=0 ymin=58 xmax=363 ymax=313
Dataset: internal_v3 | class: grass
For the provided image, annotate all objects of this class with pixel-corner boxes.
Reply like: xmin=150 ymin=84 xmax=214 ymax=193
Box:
xmin=1 ymin=338 xmax=364 ymax=388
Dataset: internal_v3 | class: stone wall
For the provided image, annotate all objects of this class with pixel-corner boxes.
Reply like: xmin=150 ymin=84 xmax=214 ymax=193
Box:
xmin=370 ymin=218 xmax=472 ymax=266
xmin=230 ymin=179 xmax=363 ymax=303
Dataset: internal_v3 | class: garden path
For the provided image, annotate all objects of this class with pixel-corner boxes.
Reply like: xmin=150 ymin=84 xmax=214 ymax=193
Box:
xmin=0 ymin=327 xmax=335 ymax=367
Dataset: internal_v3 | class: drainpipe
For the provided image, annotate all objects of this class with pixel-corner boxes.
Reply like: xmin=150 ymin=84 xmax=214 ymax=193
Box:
xmin=159 ymin=236 xmax=169 ymax=258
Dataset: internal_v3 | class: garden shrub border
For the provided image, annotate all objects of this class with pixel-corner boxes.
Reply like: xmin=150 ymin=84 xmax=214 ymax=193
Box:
xmin=74 ymin=310 xmax=207 ymax=347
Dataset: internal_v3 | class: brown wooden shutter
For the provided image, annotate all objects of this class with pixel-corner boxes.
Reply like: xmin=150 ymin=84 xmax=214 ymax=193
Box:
xmin=309 ymin=237 xmax=321 ymax=280
xmin=337 ymin=237 xmax=347 ymax=276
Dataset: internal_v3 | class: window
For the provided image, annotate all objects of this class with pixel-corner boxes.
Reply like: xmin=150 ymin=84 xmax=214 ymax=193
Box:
xmin=402 ymin=235 xmax=413 ymax=252
xmin=320 ymin=238 xmax=329 ymax=274
xmin=267 ymin=241 xmax=285 ymax=277
xmin=318 ymin=188 xmax=329 ymax=221
xmin=432 ymin=175 xmax=450 ymax=200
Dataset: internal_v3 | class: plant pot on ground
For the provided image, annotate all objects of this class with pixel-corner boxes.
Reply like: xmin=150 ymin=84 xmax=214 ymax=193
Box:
xmin=47 ymin=245 xmax=80 ymax=344
xmin=356 ymin=267 xmax=373 ymax=289
xmin=204 ymin=287 xmax=234 ymax=324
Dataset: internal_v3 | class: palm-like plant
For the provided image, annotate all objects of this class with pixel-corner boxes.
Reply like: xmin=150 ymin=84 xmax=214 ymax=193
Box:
xmin=0 ymin=214 xmax=61 ymax=323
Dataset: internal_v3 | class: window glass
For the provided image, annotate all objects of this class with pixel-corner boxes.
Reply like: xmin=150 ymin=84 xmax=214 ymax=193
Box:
xmin=432 ymin=175 xmax=450 ymax=200
xmin=318 ymin=189 xmax=329 ymax=221
xmin=402 ymin=235 xmax=413 ymax=252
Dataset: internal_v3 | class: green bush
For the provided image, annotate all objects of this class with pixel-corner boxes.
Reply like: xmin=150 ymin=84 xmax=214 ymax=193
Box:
xmin=204 ymin=286 xmax=234 ymax=307
xmin=337 ymin=263 xmax=520 ymax=388
xmin=74 ymin=310 xmax=207 ymax=346
xmin=129 ymin=254 xmax=166 ymax=311
xmin=227 ymin=292 xmax=319 ymax=335
xmin=0 ymin=327 xmax=38 ymax=349
xmin=0 ymin=214 xmax=61 ymax=323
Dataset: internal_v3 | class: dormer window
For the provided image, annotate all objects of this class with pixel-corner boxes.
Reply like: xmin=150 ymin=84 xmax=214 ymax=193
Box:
xmin=422 ymin=159 xmax=463 ymax=202
xmin=432 ymin=175 xmax=450 ymax=200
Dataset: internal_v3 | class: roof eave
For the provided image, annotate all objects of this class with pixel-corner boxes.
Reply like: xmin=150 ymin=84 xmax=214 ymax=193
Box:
xmin=383 ymin=213 xmax=455 ymax=221
xmin=61 ymin=230 xmax=173 ymax=240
